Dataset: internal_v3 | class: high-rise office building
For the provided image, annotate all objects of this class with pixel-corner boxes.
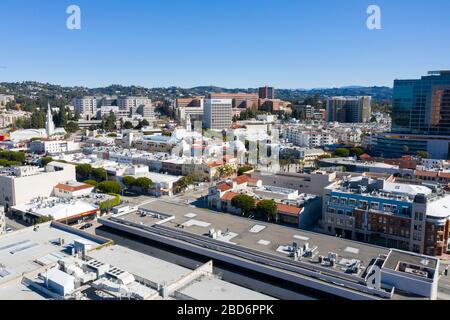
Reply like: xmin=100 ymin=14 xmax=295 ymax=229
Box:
xmin=117 ymin=96 xmax=152 ymax=115
xmin=326 ymin=96 xmax=372 ymax=123
xmin=203 ymin=99 xmax=233 ymax=130
xmin=72 ymin=97 xmax=98 ymax=119
xmin=373 ymin=71 xmax=450 ymax=159
xmin=392 ymin=70 xmax=450 ymax=135
xmin=258 ymin=86 xmax=275 ymax=100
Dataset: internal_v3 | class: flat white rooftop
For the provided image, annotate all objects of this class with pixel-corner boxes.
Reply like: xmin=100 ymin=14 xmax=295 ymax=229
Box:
xmin=0 ymin=223 xmax=103 ymax=300
xmin=87 ymin=245 xmax=191 ymax=285
xmin=88 ymin=245 xmax=275 ymax=300
xmin=12 ymin=198 xmax=98 ymax=221
xmin=175 ymin=276 xmax=276 ymax=300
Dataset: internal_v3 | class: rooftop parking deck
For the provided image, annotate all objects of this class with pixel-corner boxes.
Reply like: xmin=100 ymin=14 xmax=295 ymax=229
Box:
xmin=134 ymin=200 xmax=389 ymax=274
xmin=99 ymin=199 xmax=447 ymax=299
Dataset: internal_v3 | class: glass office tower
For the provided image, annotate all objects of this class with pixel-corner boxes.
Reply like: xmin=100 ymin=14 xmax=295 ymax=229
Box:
xmin=392 ymin=71 xmax=450 ymax=135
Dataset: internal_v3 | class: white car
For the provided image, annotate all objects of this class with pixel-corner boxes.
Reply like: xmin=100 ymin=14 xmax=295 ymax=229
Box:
xmin=5 ymin=228 xmax=13 ymax=233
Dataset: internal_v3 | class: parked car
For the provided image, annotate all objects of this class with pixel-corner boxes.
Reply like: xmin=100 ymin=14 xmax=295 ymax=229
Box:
xmin=80 ymin=223 xmax=93 ymax=230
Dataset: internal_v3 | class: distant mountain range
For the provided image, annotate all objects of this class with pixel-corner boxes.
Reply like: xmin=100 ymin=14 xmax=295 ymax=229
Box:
xmin=0 ymin=81 xmax=393 ymax=104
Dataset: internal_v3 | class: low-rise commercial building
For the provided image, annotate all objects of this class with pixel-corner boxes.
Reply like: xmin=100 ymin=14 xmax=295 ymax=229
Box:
xmin=0 ymin=162 xmax=76 ymax=210
xmin=29 ymin=139 xmax=80 ymax=155
xmin=12 ymin=197 xmax=99 ymax=225
xmin=322 ymin=173 xmax=450 ymax=256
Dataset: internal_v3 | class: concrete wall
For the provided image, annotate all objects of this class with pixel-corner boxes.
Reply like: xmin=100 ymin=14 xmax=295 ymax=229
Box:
xmin=381 ymin=268 xmax=436 ymax=299
xmin=0 ymin=163 xmax=76 ymax=208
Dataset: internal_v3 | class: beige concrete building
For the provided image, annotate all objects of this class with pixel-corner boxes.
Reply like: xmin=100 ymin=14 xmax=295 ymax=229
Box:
xmin=0 ymin=162 xmax=76 ymax=210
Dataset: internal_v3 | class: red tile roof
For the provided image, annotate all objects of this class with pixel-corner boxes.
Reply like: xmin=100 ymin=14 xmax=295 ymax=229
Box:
xmin=277 ymin=203 xmax=301 ymax=216
xmin=55 ymin=183 xmax=93 ymax=192
xmin=221 ymin=192 xmax=239 ymax=201
xmin=415 ymin=170 xmax=438 ymax=178
xmin=207 ymin=160 xmax=224 ymax=168
xmin=217 ymin=183 xmax=232 ymax=192
xmin=233 ymin=175 xmax=251 ymax=185
xmin=439 ymin=172 xmax=450 ymax=179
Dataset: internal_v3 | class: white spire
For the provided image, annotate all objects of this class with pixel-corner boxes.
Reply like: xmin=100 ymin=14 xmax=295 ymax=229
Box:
xmin=45 ymin=102 xmax=55 ymax=137
xmin=185 ymin=115 xmax=192 ymax=132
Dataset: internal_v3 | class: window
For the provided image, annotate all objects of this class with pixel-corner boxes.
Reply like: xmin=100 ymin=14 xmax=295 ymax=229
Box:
xmin=359 ymin=200 xmax=368 ymax=209
xmin=402 ymin=207 xmax=410 ymax=216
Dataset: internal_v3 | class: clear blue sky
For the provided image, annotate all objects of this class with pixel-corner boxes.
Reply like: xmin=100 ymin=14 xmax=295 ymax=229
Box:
xmin=1 ymin=0 xmax=449 ymax=89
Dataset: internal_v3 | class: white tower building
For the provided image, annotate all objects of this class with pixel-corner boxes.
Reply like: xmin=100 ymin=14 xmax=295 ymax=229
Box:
xmin=45 ymin=103 xmax=55 ymax=137
xmin=185 ymin=115 xmax=192 ymax=132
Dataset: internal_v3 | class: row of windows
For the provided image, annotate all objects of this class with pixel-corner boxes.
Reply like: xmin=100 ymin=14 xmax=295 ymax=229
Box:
xmin=330 ymin=196 xmax=411 ymax=215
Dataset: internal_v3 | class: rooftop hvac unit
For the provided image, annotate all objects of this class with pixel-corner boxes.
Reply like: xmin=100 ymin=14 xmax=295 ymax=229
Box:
xmin=328 ymin=252 xmax=338 ymax=262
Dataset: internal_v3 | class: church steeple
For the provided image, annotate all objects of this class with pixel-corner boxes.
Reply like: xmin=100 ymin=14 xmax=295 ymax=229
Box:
xmin=45 ymin=102 xmax=55 ymax=137
xmin=185 ymin=115 xmax=192 ymax=132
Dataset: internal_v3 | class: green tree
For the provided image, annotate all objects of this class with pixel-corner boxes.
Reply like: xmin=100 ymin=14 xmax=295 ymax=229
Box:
xmin=237 ymin=166 xmax=253 ymax=176
xmin=83 ymin=180 xmax=98 ymax=187
xmin=122 ymin=176 xmax=136 ymax=188
xmin=41 ymin=156 xmax=53 ymax=166
xmin=333 ymin=148 xmax=350 ymax=157
xmin=133 ymin=177 xmax=153 ymax=193
xmin=231 ymin=194 xmax=255 ymax=216
xmin=0 ymin=159 xmax=22 ymax=167
xmin=76 ymin=164 xmax=93 ymax=180
xmin=97 ymin=181 xmax=122 ymax=194
xmin=65 ymin=121 xmax=79 ymax=133
xmin=185 ymin=172 xmax=207 ymax=183
xmin=92 ymin=167 xmax=108 ymax=182
xmin=217 ymin=164 xmax=234 ymax=178
xmin=13 ymin=117 xmax=31 ymax=129
xmin=73 ymin=111 xmax=81 ymax=121
xmin=99 ymin=194 xmax=121 ymax=213
xmin=56 ymin=107 xmax=69 ymax=127
xmin=123 ymin=121 xmax=134 ymax=129
xmin=30 ymin=109 xmax=46 ymax=128
xmin=36 ymin=215 xmax=54 ymax=225
xmin=417 ymin=151 xmax=429 ymax=159
xmin=0 ymin=151 xmax=25 ymax=164
xmin=101 ymin=112 xmax=117 ymax=131
xmin=256 ymin=200 xmax=277 ymax=222
xmin=350 ymin=147 xmax=364 ymax=157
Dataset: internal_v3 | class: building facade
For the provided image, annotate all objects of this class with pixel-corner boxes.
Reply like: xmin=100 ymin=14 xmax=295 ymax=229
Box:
xmin=0 ymin=95 xmax=14 ymax=108
xmin=326 ymin=96 xmax=372 ymax=123
xmin=322 ymin=174 xmax=450 ymax=256
xmin=203 ymin=99 xmax=233 ymax=130
xmin=207 ymin=93 xmax=258 ymax=110
xmin=258 ymin=86 xmax=275 ymax=100
xmin=29 ymin=139 xmax=80 ymax=155
xmin=373 ymin=71 xmax=450 ymax=159
xmin=0 ymin=162 xmax=77 ymax=210
xmin=392 ymin=70 xmax=450 ymax=136
xmin=117 ymin=96 xmax=152 ymax=116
